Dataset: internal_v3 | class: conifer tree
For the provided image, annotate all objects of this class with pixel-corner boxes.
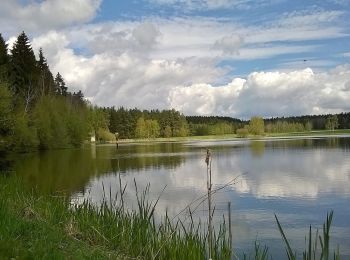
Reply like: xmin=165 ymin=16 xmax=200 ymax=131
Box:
xmin=37 ymin=48 xmax=55 ymax=96
xmin=0 ymin=33 xmax=9 ymax=83
xmin=10 ymin=31 xmax=39 ymax=110
xmin=54 ymin=72 xmax=67 ymax=96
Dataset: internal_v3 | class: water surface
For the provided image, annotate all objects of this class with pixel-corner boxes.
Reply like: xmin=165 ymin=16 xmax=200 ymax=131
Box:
xmin=8 ymin=137 xmax=350 ymax=258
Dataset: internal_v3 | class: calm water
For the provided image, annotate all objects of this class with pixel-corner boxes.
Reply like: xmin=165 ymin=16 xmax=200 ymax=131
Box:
xmin=6 ymin=137 xmax=350 ymax=258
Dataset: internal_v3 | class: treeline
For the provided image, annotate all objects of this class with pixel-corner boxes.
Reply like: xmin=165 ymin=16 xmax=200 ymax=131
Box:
xmin=265 ymin=113 xmax=350 ymax=130
xmin=186 ymin=116 xmax=243 ymax=136
xmin=105 ymin=107 xmax=189 ymax=139
xmin=0 ymin=32 xmax=108 ymax=151
xmin=2 ymin=33 xmax=350 ymax=151
xmin=187 ymin=113 xmax=350 ymax=137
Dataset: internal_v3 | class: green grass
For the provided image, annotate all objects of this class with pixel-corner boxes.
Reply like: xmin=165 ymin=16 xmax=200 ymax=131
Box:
xmin=265 ymin=129 xmax=350 ymax=138
xmin=0 ymin=174 xmax=342 ymax=259
xmin=109 ymin=129 xmax=350 ymax=144
xmin=0 ymin=175 xmax=230 ymax=259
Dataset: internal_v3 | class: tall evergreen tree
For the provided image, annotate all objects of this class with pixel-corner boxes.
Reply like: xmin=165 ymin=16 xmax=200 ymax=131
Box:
xmin=0 ymin=33 xmax=9 ymax=83
xmin=37 ymin=48 xmax=55 ymax=96
xmin=10 ymin=31 xmax=39 ymax=110
xmin=54 ymin=72 xmax=67 ymax=96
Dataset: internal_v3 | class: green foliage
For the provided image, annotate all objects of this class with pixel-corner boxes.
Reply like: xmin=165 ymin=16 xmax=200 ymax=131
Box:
xmin=37 ymin=48 xmax=55 ymax=96
xmin=96 ymin=128 xmax=116 ymax=142
xmin=187 ymin=116 xmax=242 ymax=136
xmin=236 ymin=128 xmax=249 ymax=138
xmin=108 ymin=107 xmax=189 ymax=139
xmin=135 ymin=117 xmax=160 ymax=138
xmin=135 ymin=117 xmax=147 ymax=138
xmin=325 ymin=115 xmax=339 ymax=131
xmin=0 ymin=33 xmax=9 ymax=83
xmin=265 ymin=121 xmax=307 ymax=133
xmin=0 ymin=175 xmax=231 ymax=259
xmin=11 ymin=113 xmax=39 ymax=151
xmin=304 ymin=121 xmax=313 ymax=131
xmin=88 ymin=106 xmax=110 ymax=140
xmin=164 ymin=125 xmax=172 ymax=138
xmin=249 ymin=116 xmax=264 ymax=135
xmin=0 ymin=31 xmax=94 ymax=151
xmin=146 ymin=119 xmax=160 ymax=138
xmin=66 ymin=108 xmax=89 ymax=147
xmin=54 ymin=72 xmax=67 ymax=96
xmin=275 ymin=211 xmax=339 ymax=260
xmin=0 ymin=84 xmax=13 ymax=150
xmin=0 ymin=84 xmax=13 ymax=132
xmin=208 ymin=122 xmax=235 ymax=135
xmin=10 ymin=32 xmax=39 ymax=108
xmin=33 ymin=97 xmax=70 ymax=149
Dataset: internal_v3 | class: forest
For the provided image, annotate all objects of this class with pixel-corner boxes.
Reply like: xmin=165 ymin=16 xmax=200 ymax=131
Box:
xmin=0 ymin=32 xmax=106 ymax=152
xmin=1 ymin=31 xmax=350 ymax=152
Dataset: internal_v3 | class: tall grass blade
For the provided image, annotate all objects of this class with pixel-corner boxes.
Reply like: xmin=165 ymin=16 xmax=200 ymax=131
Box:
xmin=275 ymin=214 xmax=296 ymax=260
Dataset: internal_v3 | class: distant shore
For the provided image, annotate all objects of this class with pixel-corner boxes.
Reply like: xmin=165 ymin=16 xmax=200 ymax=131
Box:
xmin=95 ymin=129 xmax=350 ymax=145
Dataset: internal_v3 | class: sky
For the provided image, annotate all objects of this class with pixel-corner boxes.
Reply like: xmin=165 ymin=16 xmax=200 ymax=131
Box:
xmin=1 ymin=0 xmax=350 ymax=119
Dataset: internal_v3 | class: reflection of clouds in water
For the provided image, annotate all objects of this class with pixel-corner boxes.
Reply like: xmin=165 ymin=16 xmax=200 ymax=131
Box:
xmin=71 ymin=138 xmax=350 ymax=256
xmin=73 ymin=138 xmax=350 ymax=210
xmin=233 ymin=147 xmax=350 ymax=198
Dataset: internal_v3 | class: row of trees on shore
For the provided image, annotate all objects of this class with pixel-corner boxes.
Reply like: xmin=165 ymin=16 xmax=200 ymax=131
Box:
xmin=1 ymin=31 xmax=350 ymax=152
xmin=0 ymin=32 xmax=108 ymax=151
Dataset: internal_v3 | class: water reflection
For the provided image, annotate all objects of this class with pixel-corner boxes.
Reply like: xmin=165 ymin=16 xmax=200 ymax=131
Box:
xmin=250 ymin=140 xmax=265 ymax=157
xmin=8 ymin=137 xmax=350 ymax=257
xmin=10 ymin=142 xmax=186 ymax=193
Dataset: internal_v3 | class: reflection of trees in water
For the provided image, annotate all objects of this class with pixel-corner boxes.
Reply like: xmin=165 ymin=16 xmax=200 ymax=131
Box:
xmin=266 ymin=137 xmax=349 ymax=151
xmin=249 ymin=141 xmax=265 ymax=157
xmin=10 ymin=143 xmax=187 ymax=194
xmin=110 ymin=142 xmax=186 ymax=172
xmin=10 ymin=148 xmax=109 ymax=194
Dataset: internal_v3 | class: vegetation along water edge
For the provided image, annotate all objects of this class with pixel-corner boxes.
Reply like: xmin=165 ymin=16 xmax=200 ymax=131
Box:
xmin=0 ymin=173 xmax=341 ymax=259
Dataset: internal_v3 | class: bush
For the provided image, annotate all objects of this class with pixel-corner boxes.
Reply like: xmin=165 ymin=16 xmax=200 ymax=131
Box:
xmin=97 ymin=128 xmax=116 ymax=142
xmin=236 ymin=128 xmax=249 ymax=138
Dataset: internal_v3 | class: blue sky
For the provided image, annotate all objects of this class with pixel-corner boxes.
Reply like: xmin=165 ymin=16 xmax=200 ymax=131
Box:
xmin=1 ymin=0 xmax=350 ymax=118
xmin=95 ymin=0 xmax=350 ymax=76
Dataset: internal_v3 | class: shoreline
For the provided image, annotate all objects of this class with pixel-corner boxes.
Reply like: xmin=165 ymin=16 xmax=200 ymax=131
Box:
xmin=96 ymin=129 xmax=350 ymax=145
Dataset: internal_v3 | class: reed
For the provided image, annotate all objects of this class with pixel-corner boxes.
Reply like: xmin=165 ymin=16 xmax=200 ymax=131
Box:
xmin=0 ymin=173 xmax=341 ymax=259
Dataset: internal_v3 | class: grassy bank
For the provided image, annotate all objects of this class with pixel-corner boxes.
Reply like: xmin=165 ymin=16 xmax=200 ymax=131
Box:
xmin=0 ymin=174 xmax=342 ymax=259
xmin=265 ymin=129 xmax=350 ymax=137
xmin=106 ymin=129 xmax=350 ymax=144
xmin=0 ymin=175 xmax=230 ymax=259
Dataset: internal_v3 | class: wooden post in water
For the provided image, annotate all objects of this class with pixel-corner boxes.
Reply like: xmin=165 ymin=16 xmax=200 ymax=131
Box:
xmin=206 ymin=149 xmax=213 ymax=259
xmin=115 ymin=132 xmax=119 ymax=149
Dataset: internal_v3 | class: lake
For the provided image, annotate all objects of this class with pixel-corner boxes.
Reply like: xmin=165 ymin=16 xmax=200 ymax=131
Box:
xmin=6 ymin=136 xmax=350 ymax=258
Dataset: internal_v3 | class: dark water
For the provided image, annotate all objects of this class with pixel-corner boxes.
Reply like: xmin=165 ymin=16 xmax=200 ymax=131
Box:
xmin=6 ymin=137 xmax=350 ymax=258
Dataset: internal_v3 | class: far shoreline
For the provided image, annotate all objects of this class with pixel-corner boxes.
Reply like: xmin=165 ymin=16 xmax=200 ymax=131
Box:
xmin=95 ymin=129 xmax=350 ymax=145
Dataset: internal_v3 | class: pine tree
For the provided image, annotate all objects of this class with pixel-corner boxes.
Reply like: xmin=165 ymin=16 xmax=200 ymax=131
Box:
xmin=72 ymin=90 xmax=84 ymax=106
xmin=54 ymin=72 xmax=67 ymax=96
xmin=37 ymin=48 xmax=55 ymax=96
xmin=0 ymin=33 xmax=9 ymax=83
xmin=10 ymin=31 xmax=39 ymax=110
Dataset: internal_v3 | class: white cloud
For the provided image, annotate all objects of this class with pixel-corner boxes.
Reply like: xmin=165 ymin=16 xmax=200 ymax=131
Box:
xmin=168 ymin=66 xmax=350 ymax=118
xmin=0 ymin=0 xmax=102 ymax=34
xmin=3 ymin=6 xmax=347 ymax=118
xmin=148 ymin=0 xmax=281 ymax=10
xmin=213 ymin=34 xmax=243 ymax=55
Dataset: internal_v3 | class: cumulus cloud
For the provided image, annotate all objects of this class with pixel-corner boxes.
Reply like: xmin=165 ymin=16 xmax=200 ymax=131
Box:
xmin=21 ymin=16 xmax=349 ymax=118
xmin=168 ymin=66 xmax=350 ymax=118
xmin=3 ymin=6 xmax=347 ymax=118
xmin=0 ymin=0 xmax=102 ymax=34
xmin=33 ymin=29 xmax=223 ymax=108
